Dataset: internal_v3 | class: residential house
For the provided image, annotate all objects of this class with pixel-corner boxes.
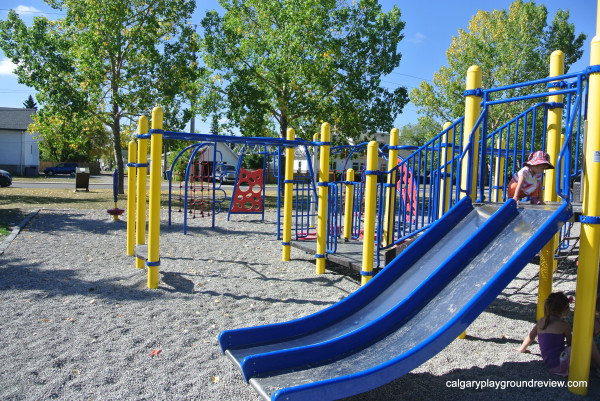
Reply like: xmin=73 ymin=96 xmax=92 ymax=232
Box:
xmin=293 ymin=131 xmax=417 ymax=178
xmin=0 ymin=107 xmax=39 ymax=176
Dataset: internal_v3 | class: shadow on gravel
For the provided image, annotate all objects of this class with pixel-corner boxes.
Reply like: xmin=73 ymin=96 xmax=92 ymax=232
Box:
xmin=463 ymin=334 xmax=524 ymax=347
xmin=160 ymin=271 xmax=195 ymax=293
xmin=24 ymin=211 xmax=128 ymax=235
xmin=484 ymin=297 xmax=539 ymax=324
xmin=0 ymin=257 xmax=162 ymax=301
xmin=167 ymin=223 xmax=277 ymax=237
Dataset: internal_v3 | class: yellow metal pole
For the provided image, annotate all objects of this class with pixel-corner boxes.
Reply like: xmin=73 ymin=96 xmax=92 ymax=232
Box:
xmin=457 ymin=66 xmax=481 ymax=339
xmin=316 ymin=123 xmax=331 ymax=274
xmin=543 ymin=50 xmax=564 ymax=202
xmin=461 ymin=66 xmax=482 ymax=201
xmin=537 ymin=50 xmax=565 ymax=320
xmin=361 ymin=141 xmax=378 ymax=285
xmin=126 ymin=140 xmax=137 ymax=255
xmin=493 ymin=138 xmax=506 ymax=202
xmin=343 ymin=168 xmax=355 ymax=241
xmin=568 ymin=33 xmax=600 ymax=395
xmin=282 ymin=128 xmax=295 ymax=262
xmin=135 ymin=116 xmax=149 ymax=269
xmin=439 ymin=122 xmax=452 ymax=219
xmin=147 ymin=107 xmax=163 ymax=289
xmin=383 ymin=128 xmax=399 ymax=246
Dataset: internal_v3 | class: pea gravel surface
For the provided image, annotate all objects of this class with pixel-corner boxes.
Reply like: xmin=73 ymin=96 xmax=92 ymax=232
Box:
xmin=0 ymin=208 xmax=598 ymax=400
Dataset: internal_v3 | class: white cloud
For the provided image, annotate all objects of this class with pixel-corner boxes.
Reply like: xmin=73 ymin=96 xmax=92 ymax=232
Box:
xmin=14 ymin=5 xmax=43 ymax=16
xmin=0 ymin=58 xmax=17 ymax=76
xmin=408 ymin=32 xmax=427 ymax=45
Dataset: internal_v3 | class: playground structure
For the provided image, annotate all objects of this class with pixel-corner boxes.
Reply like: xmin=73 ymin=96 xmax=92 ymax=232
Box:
xmin=217 ymin=53 xmax=597 ymax=399
xmin=125 ymin=15 xmax=600 ymax=400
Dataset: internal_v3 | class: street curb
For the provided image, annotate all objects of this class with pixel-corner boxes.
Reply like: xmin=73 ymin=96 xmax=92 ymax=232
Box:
xmin=0 ymin=209 xmax=40 ymax=256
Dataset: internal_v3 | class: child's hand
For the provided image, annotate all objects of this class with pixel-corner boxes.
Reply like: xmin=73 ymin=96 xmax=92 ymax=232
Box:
xmin=513 ymin=196 xmax=520 ymax=206
xmin=514 ymin=346 xmax=529 ymax=353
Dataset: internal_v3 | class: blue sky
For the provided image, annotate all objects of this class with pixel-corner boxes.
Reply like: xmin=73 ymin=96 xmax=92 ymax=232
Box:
xmin=0 ymin=1 xmax=596 ymax=134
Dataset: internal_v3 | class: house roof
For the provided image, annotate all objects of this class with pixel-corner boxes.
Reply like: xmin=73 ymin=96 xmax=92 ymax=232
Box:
xmin=0 ymin=107 xmax=36 ymax=131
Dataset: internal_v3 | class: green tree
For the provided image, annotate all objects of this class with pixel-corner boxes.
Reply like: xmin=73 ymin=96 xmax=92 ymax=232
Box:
xmin=410 ymin=0 xmax=586 ymax=141
xmin=0 ymin=0 xmax=202 ymax=192
xmin=31 ymin=109 xmax=109 ymax=162
xmin=398 ymin=121 xmax=431 ymax=147
xmin=23 ymin=94 xmax=37 ymax=110
xmin=200 ymin=0 xmax=409 ymax=142
xmin=210 ymin=114 xmax=219 ymax=135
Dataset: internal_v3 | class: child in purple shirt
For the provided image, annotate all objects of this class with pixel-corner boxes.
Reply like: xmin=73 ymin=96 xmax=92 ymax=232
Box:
xmin=516 ymin=292 xmax=600 ymax=376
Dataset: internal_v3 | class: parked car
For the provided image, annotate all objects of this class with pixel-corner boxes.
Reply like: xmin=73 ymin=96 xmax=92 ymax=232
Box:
xmin=44 ymin=163 xmax=79 ymax=177
xmin=215 ymin=164 xmax=237 ymax=184
xmin=0 ymin=169 xmax=11 ymax=187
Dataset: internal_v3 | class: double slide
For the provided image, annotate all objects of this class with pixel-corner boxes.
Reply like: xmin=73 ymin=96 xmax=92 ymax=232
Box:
xmin=219 ymin=197 xmax=573 ymax=401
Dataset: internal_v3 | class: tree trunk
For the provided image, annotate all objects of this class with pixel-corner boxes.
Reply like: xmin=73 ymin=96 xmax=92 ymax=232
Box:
xmin=278 ymin=113 xmax=289 ymax=193
xmin=112 ymin=110 xmax=125 ymax=195
xmin=279 ymin=114 xmax=288 ymax=139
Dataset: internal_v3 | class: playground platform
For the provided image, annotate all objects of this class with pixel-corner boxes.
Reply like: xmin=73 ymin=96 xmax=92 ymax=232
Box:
xmin=290 ymin=237 xmax=410 ymax=274
xmin=290 ymin=201 xmax=581 ymax=279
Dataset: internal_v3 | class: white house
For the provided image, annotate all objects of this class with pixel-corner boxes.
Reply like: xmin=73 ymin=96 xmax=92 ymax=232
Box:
xmin=293 ymin=131 xmax=407 ymax=176
xmin=0 ymin=107 xmax=39 ymax=176
xmin=199 ymin=142 xmax=240 ymax=166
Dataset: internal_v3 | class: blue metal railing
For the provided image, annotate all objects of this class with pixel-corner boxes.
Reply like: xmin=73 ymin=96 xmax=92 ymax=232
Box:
xmin=372 ymin=69 xmax=588 ymax=266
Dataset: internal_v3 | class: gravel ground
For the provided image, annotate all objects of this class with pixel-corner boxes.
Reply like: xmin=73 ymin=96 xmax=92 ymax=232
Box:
xmin=0 ymin=208 xmax=598 ymax=400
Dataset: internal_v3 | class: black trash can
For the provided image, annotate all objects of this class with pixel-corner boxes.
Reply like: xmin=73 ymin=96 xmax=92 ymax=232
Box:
xmin=75 ymin=167 xmax=90 ymax=192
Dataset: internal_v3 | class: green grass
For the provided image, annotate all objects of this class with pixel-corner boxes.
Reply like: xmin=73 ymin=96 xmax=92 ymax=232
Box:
xmin=0 ymin=225 xmax=11 ymax=236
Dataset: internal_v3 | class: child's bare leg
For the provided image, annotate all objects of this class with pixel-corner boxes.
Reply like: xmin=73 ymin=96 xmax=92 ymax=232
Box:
xmin=515 ymin=325 xmax=537 ymax=353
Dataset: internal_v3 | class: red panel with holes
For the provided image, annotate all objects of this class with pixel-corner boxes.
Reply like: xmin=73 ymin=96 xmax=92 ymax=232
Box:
xmin=230 ymin=169 xmax=264 ymax=213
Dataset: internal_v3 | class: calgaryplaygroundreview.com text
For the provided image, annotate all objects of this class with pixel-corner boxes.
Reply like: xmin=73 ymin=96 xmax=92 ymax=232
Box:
xmin=446 ymin=379 xmax=588 ymax=390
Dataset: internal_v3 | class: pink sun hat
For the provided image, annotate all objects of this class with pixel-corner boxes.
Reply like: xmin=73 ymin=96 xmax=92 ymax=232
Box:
xmin=525 ymin=150 xmax=554 ymax=169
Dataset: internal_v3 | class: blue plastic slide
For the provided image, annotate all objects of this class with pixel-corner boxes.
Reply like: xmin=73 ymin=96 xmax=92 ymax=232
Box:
xmin=219 ymin=198 xmax=572 ymax=401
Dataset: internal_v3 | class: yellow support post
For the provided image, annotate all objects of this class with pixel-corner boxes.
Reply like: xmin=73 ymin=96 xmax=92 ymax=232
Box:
xmin=492 ymin=138 xmax=506 ymax=202
xmin=147 ymin=107 xmax=163 ymax=289
xmin=568 ymin=32 xmax=600 ymax=395
xmin=126 ymin=140 xmax=137 ymax=255
xmin=461 ymin=66 xmax=482 ymax=201
xmin=135 ymin=116 xmax=149 ymax=269
xmin=316 ymin=123 xmax=331 ymax=274
xmin=538 ymin=51 xmax=565 ymax=320
xmin=361 ymin=141 xmax=378 ymax=286
xmin=457 ymin=66 xmax=481 ymax=339
xmin=439 ymin=122 xmax=452 ymax=219
xmin=343 ymin=168 xmax=355 ymax=241
xmin=383 ymin=128 xmax=399 ymax=246
xmin=282 ymin=128 xmax=295 ymax=262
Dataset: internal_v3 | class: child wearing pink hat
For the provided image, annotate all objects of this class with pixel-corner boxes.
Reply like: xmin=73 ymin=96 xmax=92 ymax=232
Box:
xmin=508 ymin=151 xmax=554 ymax=205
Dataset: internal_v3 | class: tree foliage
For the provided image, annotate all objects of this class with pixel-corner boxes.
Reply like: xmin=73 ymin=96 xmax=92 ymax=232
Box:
xmin=0 ymin=0 xmax=202 ymax=192
xmin=200 ymin=0 xmax=409 ymax=142
xmin=31 ymin=109 xmax=110 ymax=162
xmin=398 ymin=121 xmax=431 ymax=147
xmin=410 ymin=0 xmax=586 ymax=140
xmin=210 ymin=114 xmax=220 ymax=135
